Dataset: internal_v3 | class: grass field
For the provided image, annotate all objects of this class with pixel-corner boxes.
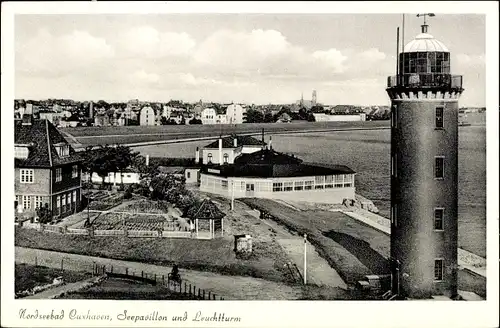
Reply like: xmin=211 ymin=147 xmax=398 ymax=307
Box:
xmin=61 ymin=121 xmax=389 ymax=147
xmin=15 ymin=263 xmax=91 ymax=293
xmin=15 ymin=227 xmax=292 ymax=284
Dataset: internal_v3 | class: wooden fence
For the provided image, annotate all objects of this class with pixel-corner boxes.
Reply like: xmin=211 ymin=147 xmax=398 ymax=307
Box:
xmin=93 ymin=264 xmax=225 ymax=300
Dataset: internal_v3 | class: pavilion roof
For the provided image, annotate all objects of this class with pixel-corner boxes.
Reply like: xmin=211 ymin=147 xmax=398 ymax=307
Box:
xmin=187 ymin=198 xmax=226 ymax=220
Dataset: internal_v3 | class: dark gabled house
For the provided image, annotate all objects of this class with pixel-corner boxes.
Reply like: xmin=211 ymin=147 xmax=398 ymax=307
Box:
xmin=15 ymin=111 xmax=83 ymax=221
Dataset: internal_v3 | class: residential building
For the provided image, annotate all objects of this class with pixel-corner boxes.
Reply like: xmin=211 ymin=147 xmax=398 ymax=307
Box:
xmin=201 ymin=135 xmax=267 ymax=165
xmin=139 ymin=105 xmax=157 ymax=126
xmin=201 ymin=107 xmax=216 ymax=125
xmin=15 ymin=113 xmax=83 ymax=221
xmin=225 ymin=104 xmax=245 ymax=124
xmin=313 ymin=113 xmax=366 ymax=122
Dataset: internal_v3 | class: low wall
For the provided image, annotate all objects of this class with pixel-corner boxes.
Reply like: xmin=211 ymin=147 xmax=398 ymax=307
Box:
xmin=340 ymin=209 xmax=486 ymax=277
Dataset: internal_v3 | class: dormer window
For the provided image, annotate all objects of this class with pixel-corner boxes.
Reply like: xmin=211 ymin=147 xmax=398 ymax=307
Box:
xmin=14 ymin=146 xmax=29 ymax=159
xmin=55 ymin=143 xmax=70 ymax=157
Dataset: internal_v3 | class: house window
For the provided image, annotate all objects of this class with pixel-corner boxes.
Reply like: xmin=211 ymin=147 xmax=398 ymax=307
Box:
xmin=223 ymin=153 xmax=229 ymax=164
xmin=434 ymin=157 xmax=445 ymax=179
xmin=294 ymin=181 xmax=304 ymax=191
xmin=187 ymin=172 xmax=191 ymax=179
xmin=23 ymin=196 xmax=31 ymax=210
xmin=434 ymin=208 xmax=444 ymax=230
xmin=325 ymin=175 xmax=334 ymax=188
xmin=434 ymin=259 xmax=444 ymax=281
xmin=344 ymin=174 xmax=353 ymax=187
xmin=34 ymin=196 xmax=43 ymax=209
xmin=67 ymin=193 xmax=71 ymax=209
xmin=435 ymin=106 xmax=444 ymax=128
xmin=304 ymin=180 xmax=313 ymax=190
xmin=20 ymin=169 xmax=34 ymax=183
xmin=55 ymin=144 xmax=70 ymax=157
xmin=314 ymin=176 xmax=325 ymax=189
xmin=72 ymin=191 xmax=77 ymax=203
xmin=72 ymin=165 xmax=78 ymax=178
xmin=284 ymin=181 xmax=293 ymax=191
xmin=207 ymin=153 xmax=213 ymax=164
xmin=15 ymin=146 xmax=29 ymax=159
xmin=272 ymin=182 xmax=283 ymax=192
xmin=56 ymin=168 xmax=62 ymax=182
xmin=221 ymin=180 xmax=228 ymax=190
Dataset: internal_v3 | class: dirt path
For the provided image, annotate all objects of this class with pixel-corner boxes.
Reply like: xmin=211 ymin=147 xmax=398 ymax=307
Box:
xmin=23 ymin=277 xmax=101 ymax=299
xmin=245 ymin=209 xmax=346 ymax=288
xmin=277 ymin=239 xmax=346 ymax=289
xmin=15 ymin=247 xmax=302 ymax=300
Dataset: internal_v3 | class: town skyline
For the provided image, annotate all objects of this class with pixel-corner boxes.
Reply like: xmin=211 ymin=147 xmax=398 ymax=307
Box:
xmin=15 ymin=14 xmax=486 ymax=107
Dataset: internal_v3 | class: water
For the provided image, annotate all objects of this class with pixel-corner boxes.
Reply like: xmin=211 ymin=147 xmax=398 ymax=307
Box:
xmin=134 ymin=113 xmax=487 ymax=257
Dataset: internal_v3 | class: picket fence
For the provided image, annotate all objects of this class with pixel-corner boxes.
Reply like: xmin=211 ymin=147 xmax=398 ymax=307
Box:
xmin=20 ymin=223 xmax=193 ymax=239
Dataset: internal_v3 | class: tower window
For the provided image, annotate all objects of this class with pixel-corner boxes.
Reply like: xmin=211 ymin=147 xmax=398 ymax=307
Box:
xmin=435 ymin=106 xmax=444 ymax=128
xmin=434 ymin=157 xmax=445 ymax=179
xmin=391 ymin=154 xmax=397 ymax=177
xmin=223 ymin=153 xmax=229 ymax=164
xmin=434 ymin=259 xmax=444 ymax=281
xmin=391 ymin=106 xmax=397 ymax=128
xmin=391 ymin=204 xmax=398 ymax=227
xmin=207 ymin=153 xmax=213 ymax=164
xmin=434 ymin=208 xmax=444 ymax=231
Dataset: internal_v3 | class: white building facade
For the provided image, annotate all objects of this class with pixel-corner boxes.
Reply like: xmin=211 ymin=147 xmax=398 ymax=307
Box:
xmin=139 ymin=106 xmax=157 ymax=126
xmin=225 ymin=104 xmax=245 ymax=124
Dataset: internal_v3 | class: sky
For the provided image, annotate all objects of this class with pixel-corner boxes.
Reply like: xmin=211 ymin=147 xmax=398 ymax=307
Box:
xmin=14 ymin=14 xmax=486 ymax=106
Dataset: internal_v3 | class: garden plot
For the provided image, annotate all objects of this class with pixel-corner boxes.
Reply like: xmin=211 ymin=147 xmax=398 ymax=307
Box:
xmin=91 ymin=200 xmax=182 ymax=231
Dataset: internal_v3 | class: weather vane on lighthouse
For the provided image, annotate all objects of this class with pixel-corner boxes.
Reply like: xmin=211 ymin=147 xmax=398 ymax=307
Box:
xmin=416 ymin=13 xmax=435 ymax=33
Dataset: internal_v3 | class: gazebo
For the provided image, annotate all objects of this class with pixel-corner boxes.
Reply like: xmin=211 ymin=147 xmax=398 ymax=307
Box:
xmin=186 ymin=199 xmax=226 ymax=239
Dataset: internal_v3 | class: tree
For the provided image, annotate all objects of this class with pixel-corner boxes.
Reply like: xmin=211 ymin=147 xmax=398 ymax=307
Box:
xmin=160 ymin=116 xmax=169 ymax=125
xmin=189 ymin=118 xmax=202 ymax=124
xmin=92 ymin=145 xmax=118 ymax=189
xmin=36 ymin=203 xmax=53 ymax=224
xmin=114 ymin=145 xmax=139 ymax=189
xmin=149 ymin=174 xmax=187 ymax=205
xmin=244 ymin=109 xmax=264 ymax=123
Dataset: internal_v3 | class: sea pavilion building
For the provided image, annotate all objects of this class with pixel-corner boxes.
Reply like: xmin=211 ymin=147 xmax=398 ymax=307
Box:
xmin=199 ymin=139 xmax=356 ymax=204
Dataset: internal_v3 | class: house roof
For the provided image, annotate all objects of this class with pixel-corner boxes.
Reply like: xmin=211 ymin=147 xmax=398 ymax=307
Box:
xmin=215 ymin=107 xmax=227 ymax=115
xmin=204 ymin=135 xmax=266 ymax=149
xmin=202 ymin=162 xmax=355 ymax=178
xmin=185 ymin=198 xmax=226 ymax=220
xmin=14 ymin=119 xmax=81 ymax=168
xmin=234 ymin=148 xmax=303 ymax=165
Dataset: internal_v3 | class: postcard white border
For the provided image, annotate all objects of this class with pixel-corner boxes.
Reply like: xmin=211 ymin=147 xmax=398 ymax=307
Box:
xmin=2 ymin=2 xmax=498 ymax=328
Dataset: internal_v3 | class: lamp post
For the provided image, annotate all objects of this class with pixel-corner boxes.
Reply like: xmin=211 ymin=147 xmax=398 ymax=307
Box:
xmin=231 ymin=180 xmax=235 ymax=211
xmin=303 ymin=233 xmax=307 ymax=285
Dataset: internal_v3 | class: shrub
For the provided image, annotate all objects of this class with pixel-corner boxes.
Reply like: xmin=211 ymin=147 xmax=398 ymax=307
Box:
xmin=123 ymin=190 xmax=132 ymax=199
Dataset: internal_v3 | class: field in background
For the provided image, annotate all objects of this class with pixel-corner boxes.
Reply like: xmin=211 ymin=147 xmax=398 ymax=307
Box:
xmin=61 ymin=121 xmax=389 ymax=147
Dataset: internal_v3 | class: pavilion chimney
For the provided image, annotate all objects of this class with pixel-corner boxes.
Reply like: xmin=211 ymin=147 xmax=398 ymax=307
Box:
xmin=195 ymin=147 xmax=200 ymax=164
xmin=233 ymin=137 xmax=238 ymax=148
xmin=218 ymin=137 xmax=223 ymax=165
xmin=146 ymin=154 xmax=150 ymax=166
xmin=421 ymin=24 xmax=428 ymax=33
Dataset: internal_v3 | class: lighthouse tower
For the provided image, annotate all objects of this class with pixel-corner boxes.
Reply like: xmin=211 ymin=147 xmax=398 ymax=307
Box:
xmin=386 ymin=17 xmax=464 ymax=299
